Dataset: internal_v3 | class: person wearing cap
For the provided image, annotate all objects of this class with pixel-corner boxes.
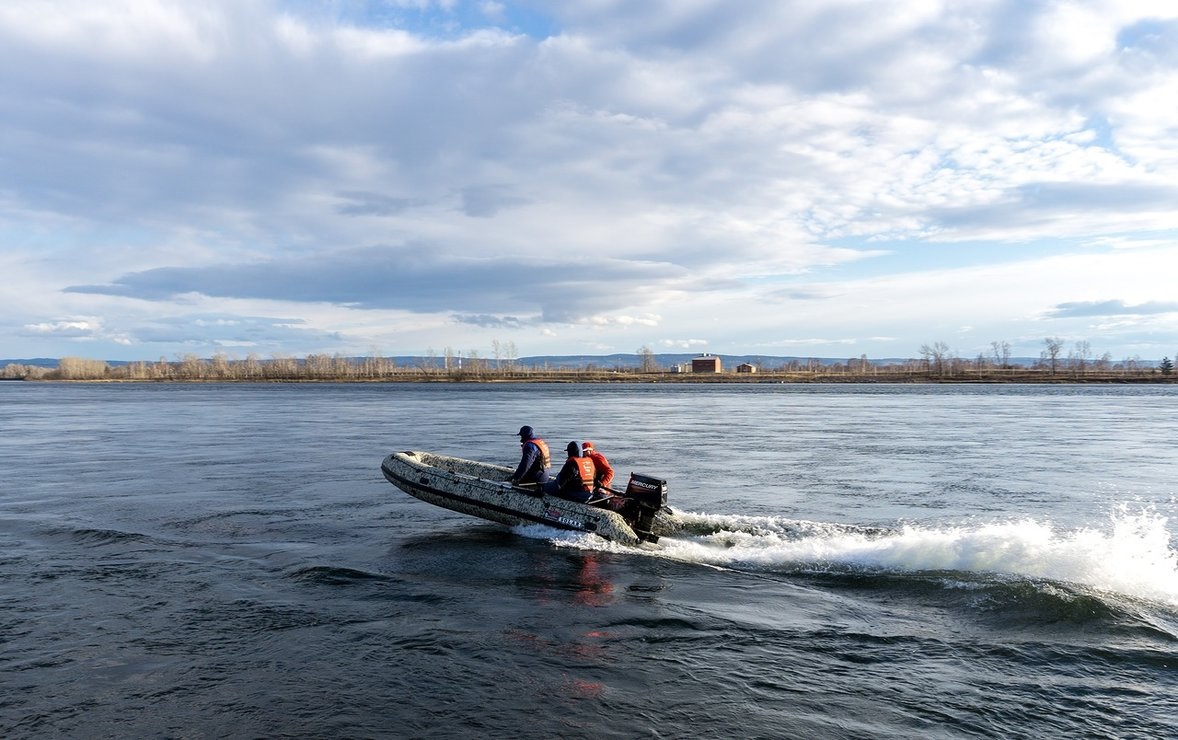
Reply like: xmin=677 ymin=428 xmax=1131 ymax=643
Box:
xmin=581 ymin=441 xmax=615 ymax=492
xmin=509 ymin=425 xmax=550 ymax=485
xmin=543 ymin=441 xmax=596 ymax=503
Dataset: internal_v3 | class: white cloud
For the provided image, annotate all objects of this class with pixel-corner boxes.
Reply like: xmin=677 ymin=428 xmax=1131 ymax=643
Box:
xmin=23 ymin=319 xmax=100 ymax=337
xmin=0 ymin=0 xmax=227 ymax=62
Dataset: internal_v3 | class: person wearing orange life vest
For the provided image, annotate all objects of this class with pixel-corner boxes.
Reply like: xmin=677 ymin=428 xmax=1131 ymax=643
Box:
xmin=510 ymin=425 xmax=550 ymax=485
xmin=543 ymin=441 xmax=595 ymax=503
xmin=581 ymin=441 xmax=614 ymax=492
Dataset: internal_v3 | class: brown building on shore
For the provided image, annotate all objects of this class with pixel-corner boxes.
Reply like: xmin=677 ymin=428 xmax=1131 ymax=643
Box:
xmin=692 ymin=354 xmax=722 ymax=373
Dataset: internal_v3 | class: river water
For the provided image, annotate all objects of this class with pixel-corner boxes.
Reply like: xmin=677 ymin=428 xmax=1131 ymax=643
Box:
xmin=1 ymin=382 xmax=1176 ymax=738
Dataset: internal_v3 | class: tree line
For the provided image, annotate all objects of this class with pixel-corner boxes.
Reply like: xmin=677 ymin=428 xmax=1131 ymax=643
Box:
xmin=2 ymin=337 xmax=1173 ymax=382
xmin=916 ymin=337 xmax=1173 ymax=378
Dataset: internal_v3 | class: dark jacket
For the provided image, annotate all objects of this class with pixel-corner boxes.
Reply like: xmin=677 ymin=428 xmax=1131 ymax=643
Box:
xmin=543 ymin=442 xmax=595 ymax=502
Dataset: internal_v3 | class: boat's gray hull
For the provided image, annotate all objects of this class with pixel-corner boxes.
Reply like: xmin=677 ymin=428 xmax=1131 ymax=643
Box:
xmin=381 ymin=451 xmax=672 ymax=546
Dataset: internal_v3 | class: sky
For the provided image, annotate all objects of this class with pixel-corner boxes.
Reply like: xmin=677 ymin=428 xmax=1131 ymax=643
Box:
xmin=2 ymin=0 xmax=1178 ymax=363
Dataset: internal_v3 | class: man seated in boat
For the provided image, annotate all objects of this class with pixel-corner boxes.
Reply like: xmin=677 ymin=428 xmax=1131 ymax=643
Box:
xmin=581 ymin=441 xmax=615 ymax=494
xmin=581 ymin=440 xmax=630 ymax=511
xmin=509 ymin=425 xmax=551 ymax=486
xmin=542 ymin=441 xmax=596 ymax=503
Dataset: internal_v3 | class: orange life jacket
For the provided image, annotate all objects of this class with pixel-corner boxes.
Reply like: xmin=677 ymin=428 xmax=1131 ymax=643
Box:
xmin=573 ymin=456 xmax=596 ymax=492
xmin=529 ymin=438 xmax=551 ymax=470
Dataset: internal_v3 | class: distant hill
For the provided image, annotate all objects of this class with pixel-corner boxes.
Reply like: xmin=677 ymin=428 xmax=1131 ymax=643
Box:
xmin=0 ymin=358 xmax=64 ymax=368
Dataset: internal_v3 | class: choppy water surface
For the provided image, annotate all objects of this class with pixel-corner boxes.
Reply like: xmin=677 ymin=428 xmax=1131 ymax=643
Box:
xmin=2 ymin=382 xmax=1176 ymax=738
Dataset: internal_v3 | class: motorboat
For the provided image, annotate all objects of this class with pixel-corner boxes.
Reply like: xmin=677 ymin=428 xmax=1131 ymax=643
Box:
xmin=380 ymin=450 xmax=676 ymax=545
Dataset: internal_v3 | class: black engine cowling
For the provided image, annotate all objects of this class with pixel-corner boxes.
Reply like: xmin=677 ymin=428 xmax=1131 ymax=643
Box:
xmin=624 ymin=473 xmax=667 ymax=543
xmin=625 ymin=473 xmax=667 ymax=510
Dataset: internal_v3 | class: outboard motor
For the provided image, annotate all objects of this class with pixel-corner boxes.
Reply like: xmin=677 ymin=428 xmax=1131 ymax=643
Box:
xmin=625 ymin=473 xmax=667 ymax=543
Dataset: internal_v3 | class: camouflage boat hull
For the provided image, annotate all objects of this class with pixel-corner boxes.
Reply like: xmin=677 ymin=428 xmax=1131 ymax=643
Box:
xmin=380 ymin=450 xmax=674 ymax=546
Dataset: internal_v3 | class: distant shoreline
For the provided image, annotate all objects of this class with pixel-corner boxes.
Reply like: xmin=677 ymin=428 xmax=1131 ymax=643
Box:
xmin=7 ymin=352 xmax=1173 ymax=383
xmin=13 ymin=371 xmax=1176 ymax=385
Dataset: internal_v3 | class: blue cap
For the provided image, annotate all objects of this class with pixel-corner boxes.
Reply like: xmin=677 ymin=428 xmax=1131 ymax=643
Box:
xmin=517 ymin=425 xmax=534 ymax=438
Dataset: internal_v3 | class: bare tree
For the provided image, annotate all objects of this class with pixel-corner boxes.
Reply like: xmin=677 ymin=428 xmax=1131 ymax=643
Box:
xmin=57 ymin=356 xmax=109 ymax=379
xmin=304 ymin=353 xmax=330 ymax=378
xmin=637 ymin=345 xmax=657 ymax=372
xmin=244 ymin=352 xmax=262 ymax=379
xmin=466 ymin=349 xmax=484 ymax=374
xmin=3 ymin=363 xmax=49 ymax=379
xmin=208 ymin=352 xmax=230 ymax=379
xmin=1068 ymin=340 xmax=1091 ymax=375
xmin=270 ymin=354 xmax=297 ymax=378
xmin=990 ymin=340 xmax=1011 ymax=369
xmin=177 ymin=353 xmax=207 ymax=379
xmin=417 ymin=348 xmax=438 ymax=373
xmin=919 ymin=341 xmax=952 ymax=376
xmin=1041 ymin=337 xmax=1065 ymax=375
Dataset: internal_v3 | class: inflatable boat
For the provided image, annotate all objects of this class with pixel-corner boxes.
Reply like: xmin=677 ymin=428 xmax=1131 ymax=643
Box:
xmin=380 ymin=450 xmax=676 ymax=545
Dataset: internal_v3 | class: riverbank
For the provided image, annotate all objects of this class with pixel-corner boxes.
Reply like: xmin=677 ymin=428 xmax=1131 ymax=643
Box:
xmin=12 ymin=370 xmax=1177 ymax=384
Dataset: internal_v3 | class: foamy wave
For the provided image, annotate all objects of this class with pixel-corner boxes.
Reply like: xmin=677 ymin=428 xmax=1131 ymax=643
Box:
xmin=513 ymin=523 xmax=581 ymax=542
xmin=664 ymin=510 xmax=888 ymax=540
xmin=545 ymin=506 xmax=1178 ymax=606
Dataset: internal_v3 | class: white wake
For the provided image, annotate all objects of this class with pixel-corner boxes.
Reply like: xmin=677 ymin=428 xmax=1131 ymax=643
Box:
xmin=524 ymin=505 xmax=1178 ymax=606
